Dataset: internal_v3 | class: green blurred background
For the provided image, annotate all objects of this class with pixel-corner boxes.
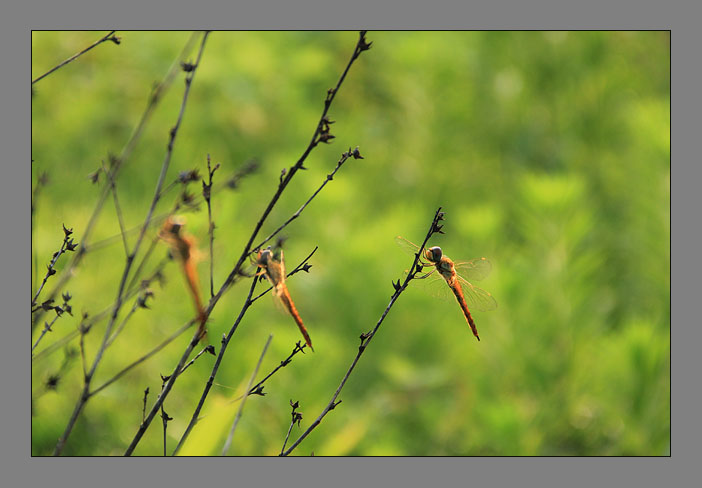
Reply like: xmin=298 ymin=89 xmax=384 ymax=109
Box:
xmin=31 ymin=31 xmax=670 ymax=456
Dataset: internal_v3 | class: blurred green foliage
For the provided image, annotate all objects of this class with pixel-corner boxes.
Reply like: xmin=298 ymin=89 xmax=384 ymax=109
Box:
xmin=31 ymin=31 xmax=669 ymax=456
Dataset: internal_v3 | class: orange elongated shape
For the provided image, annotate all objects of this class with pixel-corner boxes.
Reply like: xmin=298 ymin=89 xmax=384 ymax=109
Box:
xmin=257 ymin=247 xmax=314 ymax=351
xmin=444 ymin=265 xmax=481 ymax=341
xmin=159 ymin=217 xmax=207 ymax=340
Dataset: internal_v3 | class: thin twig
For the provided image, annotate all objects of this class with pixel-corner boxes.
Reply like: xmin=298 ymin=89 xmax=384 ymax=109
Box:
xmin=79 ymin=165 xmax=254 ymax=257
xmin=178 ymin=344 xmax=216 ymax=376
xmin=180 ymin=341 xmax=308 ymax=423
xmin=221 ymin=334 xmax=272 ymax=456
xmin=248 ymin=341 xmax=307 ymax=397
xmin=32 ymin=262 xmax=166 ymax=363
xmin=142 ymin=388 xmax=149 ymax=424
xmin=32 ymin=31 xmax=120 ymax=85
xmin=159 ymin=375 xmax=173 ymax=456
xmin=252 ymin=147 xmax=362 ymax=253
xmin=31 ymin=316 xmax=59 ymax=354
xmin=31 ymin=289 xmax=72 ymax=354
xmin=52 ymin=33 xmax=210 ymax=456
xmin=171 ymin=249 xmax=316 ymax=456
xmin=280 ymin=400 xmax=303 ymax=455
xmin=32 ymin=225 xmax=78 ymax=309
xmin=101 ymin=158 xmax=130 ymax=257
xmin=280 ymin=207 xmax=444 ymax=456
xmin=89 ymin=321 xmax=192 ymax=397
xmin=203 ymin=155 xmax=219 ymax=299
xmin=78 ymin=323 xmax=89 ymax=379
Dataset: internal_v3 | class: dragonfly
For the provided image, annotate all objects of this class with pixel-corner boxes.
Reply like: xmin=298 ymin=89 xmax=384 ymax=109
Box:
xmin=159 ymin=216 xmax=207 ymax=341
xmin=395 ymin=236 xmax=497 ymax=341
xmin=256 ymin=246 xmax=314 ymax=351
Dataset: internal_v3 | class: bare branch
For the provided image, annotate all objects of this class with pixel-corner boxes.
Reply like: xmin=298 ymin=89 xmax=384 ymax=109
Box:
xmin=252 ymin=147 xmax=361 ymax=253
xmin=203 ymin=155 xmax=220 ymax=299
xmin=32 ymin=225 xmax=78 ymax=309
xmin=32 ymin=31 xmax=120 ymax=85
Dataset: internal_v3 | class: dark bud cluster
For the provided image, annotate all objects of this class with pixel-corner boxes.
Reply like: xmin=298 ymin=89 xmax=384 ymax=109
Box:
xmin=358 ymin=31 xmax=372 ymax=52
xmin=351 ymin=146 xmax=364 ymax=159
xmin=87 ymin=168 xmax=101 ymax=184
xmin=318 ymin=115 xmax=336 ymax=144
xmin=226 ymin=159 xmax=260 ymax=190
xmin=46 ymin=374 xmax=60 ymax=390
xmin=178 ymin=169 xmax=201 ymax=184
xmin=289 ymin=400 xmax=303 ymax=427
xmin=137 ymin=289 xmax=154 ymax=309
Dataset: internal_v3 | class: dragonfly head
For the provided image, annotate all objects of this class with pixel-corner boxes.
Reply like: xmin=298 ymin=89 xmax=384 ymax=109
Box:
xmin=257 ymin=247 xmax=273 ymax=266
xmin=425 ymin=246 xmax=443 ymax=263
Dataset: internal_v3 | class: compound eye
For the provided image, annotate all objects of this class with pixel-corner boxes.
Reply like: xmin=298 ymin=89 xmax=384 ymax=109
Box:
xmin=427 ymin=246 xmax=443 ymax=262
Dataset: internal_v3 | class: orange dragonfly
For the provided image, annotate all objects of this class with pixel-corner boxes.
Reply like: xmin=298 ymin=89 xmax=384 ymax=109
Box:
xmin=159 ymin=216 xmax=207 ymax=341
xmin=256 ymin=246 xmax=314 ymax=351
xmin=395 ymin=236 xmax=497 ymax=341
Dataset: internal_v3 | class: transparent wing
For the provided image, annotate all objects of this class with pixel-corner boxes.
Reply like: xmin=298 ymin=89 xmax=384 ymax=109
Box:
xmin=395 ymin=235 xmax=422 ymax=257
xmin=453 ymin=257 xmax=492 ymax=282
xmin=402 ymin=266 xmax=459 ymax=301
xmin=456 ymin=276 xmax=497 ymax=312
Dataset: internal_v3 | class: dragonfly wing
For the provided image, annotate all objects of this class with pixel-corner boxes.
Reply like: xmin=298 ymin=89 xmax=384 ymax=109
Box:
xmin=456 ymin=276 xmax=497 ymax=312
xmin=407 ymin=271 xmax=457 ymax=301
xmin=395 ymin=236 xmax=422 ymax=257
xmin=453 ymin=257 xmax=492 ymax=281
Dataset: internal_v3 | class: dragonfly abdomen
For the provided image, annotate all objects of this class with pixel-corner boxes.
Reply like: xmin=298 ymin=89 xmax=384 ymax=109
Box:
xmin=449 ymin=281 xmax=481 ymax=341
xmin=279 ymin=289 xmax=314 ymax=351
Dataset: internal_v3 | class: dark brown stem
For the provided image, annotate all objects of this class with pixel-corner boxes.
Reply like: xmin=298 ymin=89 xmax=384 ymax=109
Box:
xmin=252 ymin=148 xmax=359 ymax=253
xmin=101 ymin=158 xmax=129 ymax=257
xmin=32 ymin=31 xmax=120 ymax=85
xmin=32 ymin=226 xmax=77 ymax=309
xmin=89 ymin=321 xmax=192 ymax=397
xmin=203 ymin=155 xmax=219 ymax=299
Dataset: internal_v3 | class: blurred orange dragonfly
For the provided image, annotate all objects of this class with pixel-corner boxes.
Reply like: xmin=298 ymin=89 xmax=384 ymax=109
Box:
xmin=159 ymin=216 xmax=207 ymax=341
xmin=395 ymin=236 xmax=497 ymax=341
xmin=256 ymin=246 xmax=314 ymax=351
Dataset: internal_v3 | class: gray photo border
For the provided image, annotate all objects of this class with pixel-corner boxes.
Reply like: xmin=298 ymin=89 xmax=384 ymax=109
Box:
xmin=7 ymin=0 xmax=691 ymax=487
